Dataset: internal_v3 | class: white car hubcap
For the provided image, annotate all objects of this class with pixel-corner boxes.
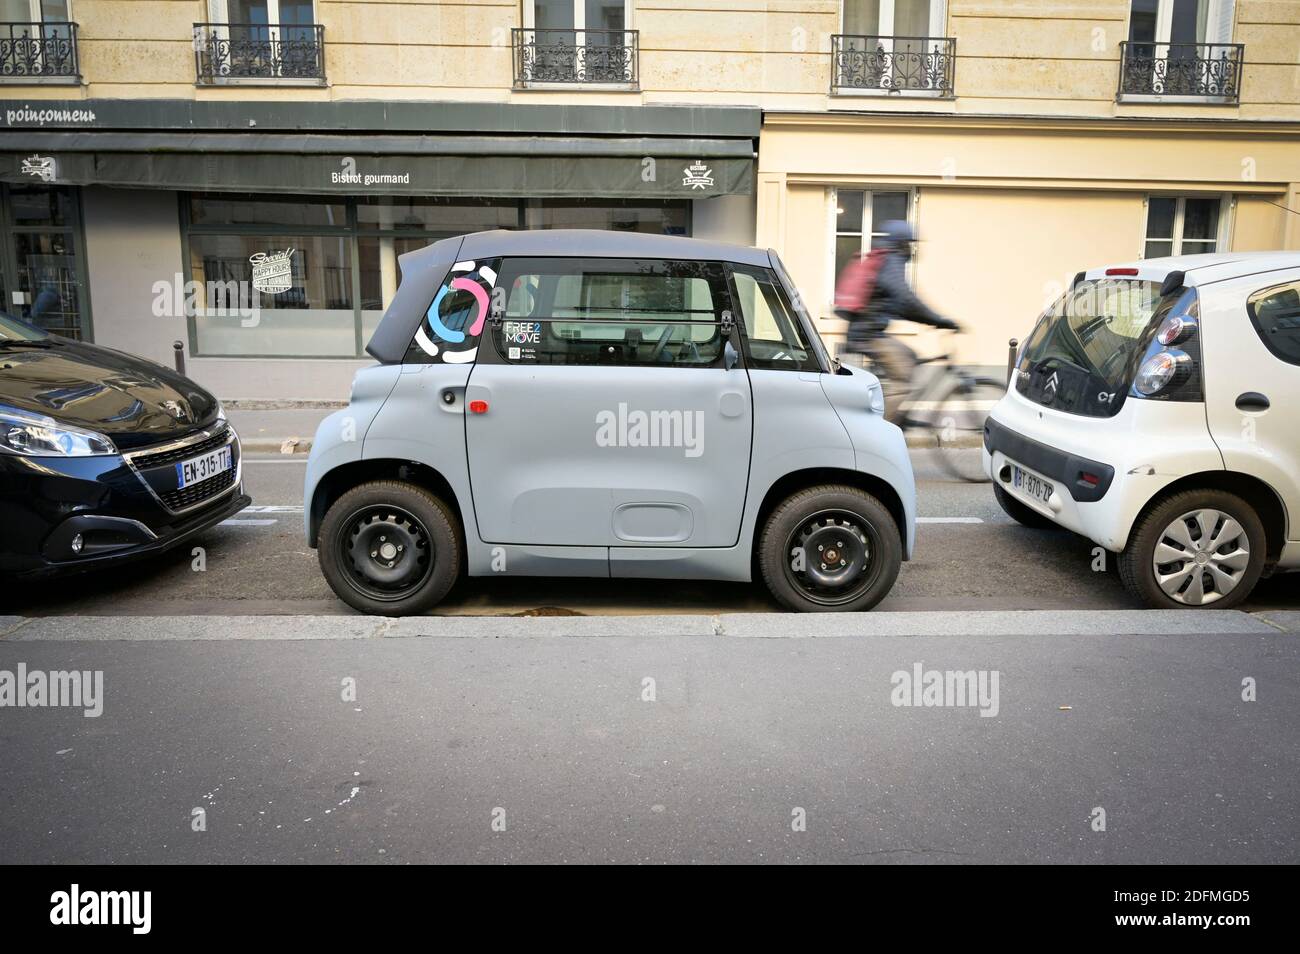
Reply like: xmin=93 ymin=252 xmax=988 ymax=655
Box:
xmin=1152 ymin=508 xmax=1251 ymax=606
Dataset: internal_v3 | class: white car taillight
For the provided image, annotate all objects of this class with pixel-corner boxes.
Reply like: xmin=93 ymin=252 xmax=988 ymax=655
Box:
xmin=1156 ymin=314 xmax=1196 ymax=346
xmin=1134 ymin=350 xmax=1190 ymax=396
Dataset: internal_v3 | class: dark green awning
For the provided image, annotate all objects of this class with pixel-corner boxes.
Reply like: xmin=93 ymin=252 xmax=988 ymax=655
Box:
xmin=0 ymin=132 xmax=753 ymax=198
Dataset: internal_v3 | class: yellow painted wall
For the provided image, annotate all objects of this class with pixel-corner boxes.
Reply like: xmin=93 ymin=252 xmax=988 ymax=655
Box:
xmin=911 ymin=188 xmax=1147 ymax=364
xmin=759 ymin=113 xmax=1299 ymax=365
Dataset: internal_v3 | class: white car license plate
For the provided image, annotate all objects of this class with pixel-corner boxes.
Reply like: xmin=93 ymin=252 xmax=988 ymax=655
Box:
xmin=176 ymin=445 xmax=232 ymax=489
xmin=1010 ymin=461 xmax=1054 ymax=506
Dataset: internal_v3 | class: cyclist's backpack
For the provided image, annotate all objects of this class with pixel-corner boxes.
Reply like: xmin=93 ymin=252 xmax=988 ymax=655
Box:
xmin=833 ymin=248 xmax=887 ymax=320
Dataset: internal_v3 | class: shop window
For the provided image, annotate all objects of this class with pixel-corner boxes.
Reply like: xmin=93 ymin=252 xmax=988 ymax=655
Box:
xmin=188 ymin=233 xmax=355 ymax=357
xmin=1143 ymin=195 xmax=1226 ymax=258
xmin=188 ymin=193 xmax=345 ymax=229
xmin=0 ymin=182 xmax=89 ymax=340
xmin=355 ymin=196 xmax=519 ymax=235
xmin=524 ymin=198 xmax=688 ymax=234
xmin=182 ymin=193 xmax=691 ymax=358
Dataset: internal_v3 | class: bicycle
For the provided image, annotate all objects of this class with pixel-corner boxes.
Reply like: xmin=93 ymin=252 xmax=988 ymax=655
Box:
xmin=846 ymin=330 xmax=1007 ymax=483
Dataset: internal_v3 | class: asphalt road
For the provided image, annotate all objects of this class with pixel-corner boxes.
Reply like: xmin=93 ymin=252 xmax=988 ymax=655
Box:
xmin=1 ymin=628 xmax=1295 ymax=864
xmin=11 ymin=450 xmax=1299 ymax=617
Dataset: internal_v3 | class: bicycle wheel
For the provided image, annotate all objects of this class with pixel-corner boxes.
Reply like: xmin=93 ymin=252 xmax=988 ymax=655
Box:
xmin=930 ymin=376 xmax=1006 ymax=483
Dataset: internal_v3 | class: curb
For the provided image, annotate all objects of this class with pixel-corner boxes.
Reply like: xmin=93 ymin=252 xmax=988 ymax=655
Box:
xmin=1 ymin=610 xmax=1289 ymax=641
xmin=242 ymin=438 xmax=313 ymax=455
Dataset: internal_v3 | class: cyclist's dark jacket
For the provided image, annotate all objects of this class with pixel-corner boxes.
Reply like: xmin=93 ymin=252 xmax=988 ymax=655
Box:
xmin=845 ymin=247 xmax=949 ymax=352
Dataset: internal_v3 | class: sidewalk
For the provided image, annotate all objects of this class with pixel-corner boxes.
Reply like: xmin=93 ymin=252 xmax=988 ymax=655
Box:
xmin=227 ymin=403 xmax=340 ymax=454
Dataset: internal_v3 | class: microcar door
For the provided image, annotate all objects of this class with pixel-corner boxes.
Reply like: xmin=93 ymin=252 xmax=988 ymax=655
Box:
xmin=1202 ymin=270 xmax=1300 ymax=541
xmin=464 ymin=256 xmax=753 ymax=548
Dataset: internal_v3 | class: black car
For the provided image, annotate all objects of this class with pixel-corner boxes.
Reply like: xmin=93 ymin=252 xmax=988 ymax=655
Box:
xmin=0 ymin=314 xmax=249 ymax=577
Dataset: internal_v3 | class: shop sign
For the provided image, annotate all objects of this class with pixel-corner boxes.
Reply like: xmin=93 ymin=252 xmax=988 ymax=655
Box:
xmin=20 ymin=155 xmax=57 ymax=182
xmin=682 ymin=161 xmax=714 ymax=190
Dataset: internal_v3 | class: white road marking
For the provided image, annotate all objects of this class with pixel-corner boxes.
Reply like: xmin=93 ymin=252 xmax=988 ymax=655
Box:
xmin=243 ymin=505 xmax=303 ymax=513
xmin=917 ymin=516 xmax=985 ymax=524
xmin=221 ymin=518 xmax=279 ymax=526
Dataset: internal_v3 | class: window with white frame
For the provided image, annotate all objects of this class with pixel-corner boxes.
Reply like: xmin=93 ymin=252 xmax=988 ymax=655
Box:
xmin=0 ymin=0 xmax=68 ymax=23
xmin=1128 ymin=0 xmax=1235 ymax=46
xmin=1143 ymin=195 xmax=1229 ymax=258
xmin=200 ymin=0 xmax=320 ymax=81
xmin=518 ymin=1 xmax=636 ymax=86
xmin=843 ymin=0 xmax=945 ymax=39
xmin=833 ymin=188 xmax=911 ymax=287
xmin=529 ymin=1 xmax=630 ymax=32
xmin=1120 ymin=1 xmax=1241 ymax=99
xmin=1 ymin=0 xmax=74 ymax=78
xmin=835 ymin=2 xmax=952 ymax=94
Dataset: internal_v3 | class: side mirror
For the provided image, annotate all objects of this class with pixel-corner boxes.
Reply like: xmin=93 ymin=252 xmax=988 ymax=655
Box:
xmin=724 ymin=340 xmax=740 ymax=371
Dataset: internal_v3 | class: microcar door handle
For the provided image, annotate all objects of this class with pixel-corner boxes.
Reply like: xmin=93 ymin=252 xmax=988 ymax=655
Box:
xmin=1235 ymin=392 xmax=1270 ymax=412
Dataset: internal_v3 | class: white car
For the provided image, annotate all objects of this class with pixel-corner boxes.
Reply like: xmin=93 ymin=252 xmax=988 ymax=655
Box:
xmin=984 ymin=252 xmax=1300 ymax=608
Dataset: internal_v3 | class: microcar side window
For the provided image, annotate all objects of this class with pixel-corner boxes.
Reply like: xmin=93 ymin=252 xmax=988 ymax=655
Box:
xmin=1246 ymin=279 xmax=1300 ymax=367
xmin=486 ymin=257 xmax=728 ymax=368
xmin=403 ymin=258 xmax=501 ymax=364
xmin=729 ymin=265 xmax=819 ymax=372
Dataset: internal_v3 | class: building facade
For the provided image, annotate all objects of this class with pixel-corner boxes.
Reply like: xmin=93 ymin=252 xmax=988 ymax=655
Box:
xmin=1 ymin=1 xmax=1298 ymax=396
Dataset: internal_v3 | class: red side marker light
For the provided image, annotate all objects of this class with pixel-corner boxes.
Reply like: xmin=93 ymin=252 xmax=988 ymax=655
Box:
xmin=1105 ymin=267 xmax=1140 ymax=276
xmin=469 ymin=400 xmax=489 ymax=414
xmin=1079 ymin=472 xmax=1101 ymax=487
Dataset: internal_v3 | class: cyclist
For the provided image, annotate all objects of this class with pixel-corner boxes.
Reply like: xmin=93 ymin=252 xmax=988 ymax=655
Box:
xmin=836 ymin=220 xmax=959 ymax=426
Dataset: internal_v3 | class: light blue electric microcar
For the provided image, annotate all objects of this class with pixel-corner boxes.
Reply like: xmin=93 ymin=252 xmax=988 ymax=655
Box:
xmin=305 ymin=230 xmax=916 ymax=613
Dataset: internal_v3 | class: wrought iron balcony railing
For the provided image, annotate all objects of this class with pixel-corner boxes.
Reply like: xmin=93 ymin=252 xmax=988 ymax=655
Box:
xmin=512 ymin=28 xmax=638 ymax=88
xmin=1118 ymin=41 xmax=1244 ymax=101
xmin=832 ymin=35 xmax=955 ymax=97
xmin=0 ymin=21 xmax=80 ymax=82
xmin=193 ymin=22 xmax=325 ymax=84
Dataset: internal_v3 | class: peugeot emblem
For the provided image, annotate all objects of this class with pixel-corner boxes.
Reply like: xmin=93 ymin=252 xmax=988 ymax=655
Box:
xmin=162 ymin=400 xmax=188 ymax=422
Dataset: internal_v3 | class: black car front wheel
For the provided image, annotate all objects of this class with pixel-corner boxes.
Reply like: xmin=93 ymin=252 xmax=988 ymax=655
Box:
xmin=759 ymin=485 xmax=902 ymax=612
xmin=318 ymin=480 xmax=461 ymax=615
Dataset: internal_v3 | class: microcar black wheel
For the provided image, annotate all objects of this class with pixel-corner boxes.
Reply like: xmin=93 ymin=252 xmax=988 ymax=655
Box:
xmin=1118 ymin=489 xmax=1266 ymax=609
xmin=993 ymin=483 xmax=1059 ymax=529
xmin=318 ymin=480 xmax=461 ymax=615
xmin=759 ymin=485 xmax=902 ymax=612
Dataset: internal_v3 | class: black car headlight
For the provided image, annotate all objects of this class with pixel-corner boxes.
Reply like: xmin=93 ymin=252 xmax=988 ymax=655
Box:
xmin=0 ymin=405 xmax=117 ymax=457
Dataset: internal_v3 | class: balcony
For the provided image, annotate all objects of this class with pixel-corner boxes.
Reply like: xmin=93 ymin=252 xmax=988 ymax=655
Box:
xmin=831 ymin=35 xmax=955 ymax=98
xmin=193 ymin=22 xmax=325 ymax=86
xmin=512 ymin=28 xmax=638 ymax=89
xmin=1118 ymin=41 xmax=1244 ymax=103
xmin=0 ymin=21 xmax=80 ymax=84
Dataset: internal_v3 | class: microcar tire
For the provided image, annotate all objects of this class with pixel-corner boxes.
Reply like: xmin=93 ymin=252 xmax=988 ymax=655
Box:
xmin=993 ymin=483 xmax=1059 ymax=529
xmin=318 ymin=480 xmax=461 ymax=615
xmin=759 ymin=485 xmax=902 ymax=612
xmin=1118 ymin=489 xmax=1266 ymax=609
